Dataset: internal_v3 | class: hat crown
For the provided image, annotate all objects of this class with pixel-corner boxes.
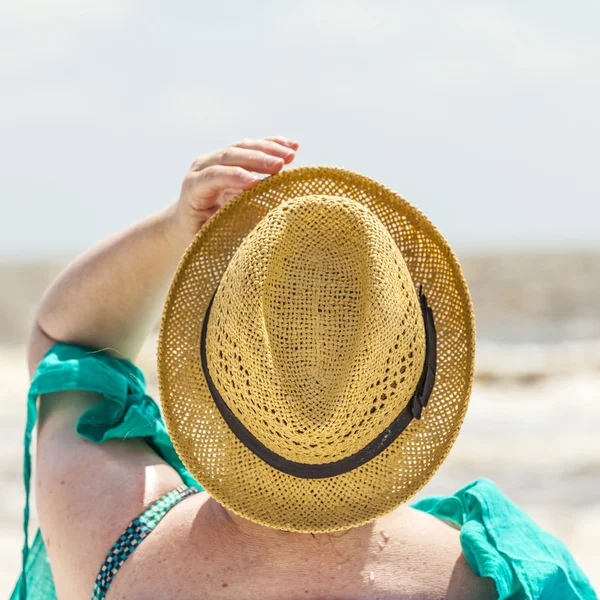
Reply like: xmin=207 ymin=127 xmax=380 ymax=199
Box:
xmin=206 ymin=195 xmax=426 ymax=464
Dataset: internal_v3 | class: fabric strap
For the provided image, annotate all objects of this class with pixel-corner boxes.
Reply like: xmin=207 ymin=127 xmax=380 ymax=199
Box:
xmin=91 ymin=485 xmax=199 ymax=600
xmin=200 ymin=286 xmax=437 ymax=479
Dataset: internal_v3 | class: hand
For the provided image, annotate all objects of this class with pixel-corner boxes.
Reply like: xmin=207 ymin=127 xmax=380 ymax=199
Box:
xmin=172 ymin=136 xmax=300 ymax=239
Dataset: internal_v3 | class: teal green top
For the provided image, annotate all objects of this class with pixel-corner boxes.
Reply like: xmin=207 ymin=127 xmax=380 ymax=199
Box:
xmin=12 ymin=344 xmax=597 ymax=600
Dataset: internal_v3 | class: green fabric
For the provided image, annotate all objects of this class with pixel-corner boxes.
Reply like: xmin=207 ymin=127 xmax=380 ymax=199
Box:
xmin=412 ymin=482 xmax=597 ymax=599
xmin=12 ymin=343 xmax=597 ymax=600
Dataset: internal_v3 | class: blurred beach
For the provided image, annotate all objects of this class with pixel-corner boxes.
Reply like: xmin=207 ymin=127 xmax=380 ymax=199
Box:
xmin=1 ymin=253 xmax=599 ymax=594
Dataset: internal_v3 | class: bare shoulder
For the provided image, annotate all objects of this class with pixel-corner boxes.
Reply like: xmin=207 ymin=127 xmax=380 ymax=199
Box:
xmin=377 ymin=506 xmax=498 ymax=600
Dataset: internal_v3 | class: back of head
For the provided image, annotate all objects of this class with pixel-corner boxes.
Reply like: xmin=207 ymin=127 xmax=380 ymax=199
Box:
xmin=158 ymin=166 xmax=475 ymax=534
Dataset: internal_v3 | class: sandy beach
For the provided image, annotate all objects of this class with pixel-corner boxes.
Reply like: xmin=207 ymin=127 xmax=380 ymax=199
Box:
xmin=1 ymin=255 xmax=599 ymax=595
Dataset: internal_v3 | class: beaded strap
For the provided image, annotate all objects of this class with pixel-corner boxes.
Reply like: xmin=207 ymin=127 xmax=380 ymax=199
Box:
xmin=91 ymin=485 xmax=199 ymax=599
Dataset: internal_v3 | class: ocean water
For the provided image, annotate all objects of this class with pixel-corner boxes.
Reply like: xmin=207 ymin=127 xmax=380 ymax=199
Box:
xmin=2 ymin=253 xmax=600 ymax=346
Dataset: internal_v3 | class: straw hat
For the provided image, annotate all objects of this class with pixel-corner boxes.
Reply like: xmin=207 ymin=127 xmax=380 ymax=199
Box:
xmin=157 ymin=166 xmax=475 ymax=533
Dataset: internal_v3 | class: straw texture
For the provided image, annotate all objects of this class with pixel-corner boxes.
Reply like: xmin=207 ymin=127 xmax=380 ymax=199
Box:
xmin=157 ymin=166 xmax=475 ymax=533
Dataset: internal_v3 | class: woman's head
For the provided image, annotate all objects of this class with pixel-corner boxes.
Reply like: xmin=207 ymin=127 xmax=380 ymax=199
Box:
xmin=158 ymin=166 xmax=475 ymax=533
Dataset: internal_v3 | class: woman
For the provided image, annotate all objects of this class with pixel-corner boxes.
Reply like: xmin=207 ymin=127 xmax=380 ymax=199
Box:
xmin=14 ymin=136 xmax=595 ymax=599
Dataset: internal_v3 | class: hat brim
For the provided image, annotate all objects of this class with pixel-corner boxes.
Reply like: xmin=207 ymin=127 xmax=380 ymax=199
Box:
xmin=157 ymin=166 xmax=475 ymax=533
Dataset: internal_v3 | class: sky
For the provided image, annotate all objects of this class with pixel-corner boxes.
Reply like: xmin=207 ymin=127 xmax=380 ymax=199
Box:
xmin=1 ymin=0 xmax=599 ymax=258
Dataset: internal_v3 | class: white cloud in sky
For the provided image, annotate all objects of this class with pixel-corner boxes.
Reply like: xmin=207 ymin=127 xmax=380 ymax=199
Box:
xmin=0 ymin=0 xmax=129 ymax=25
xmin=0 ymin=0 xmax=133 ymax=73
xmin=458 ymin=12 xmax=600 ymax=76
xmin=274 ymin=1 xmax=599 ymax=79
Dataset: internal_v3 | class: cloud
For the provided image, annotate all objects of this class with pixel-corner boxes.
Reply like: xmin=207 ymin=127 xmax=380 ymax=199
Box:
xmin=271 ymin=0 xmax=437 ymax=43
xmin=271 ymin=0 xmax=600 ymax=81
xmin=458 ymin=11 xmax=600 ymax=77
xmin=0 ymin=0 xmax=133 ymax=72
xmin=157 ymin=90 xmax=244 ymax=129
xmin=0 ymin=0 xmax=130 ymax=26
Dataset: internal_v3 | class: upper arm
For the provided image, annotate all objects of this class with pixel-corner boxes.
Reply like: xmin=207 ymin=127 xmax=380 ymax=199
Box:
xmin=35 ymin=379 xmax=183 ymax=598
xmin=28 ymin=323 xmax=55 ymax=377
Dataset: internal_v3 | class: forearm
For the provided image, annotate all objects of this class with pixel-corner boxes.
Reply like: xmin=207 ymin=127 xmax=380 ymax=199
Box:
xmin=35 ymin=203 xmax=194 ymax=362
xmin=29 ymin=136 xmax=298 ymax=370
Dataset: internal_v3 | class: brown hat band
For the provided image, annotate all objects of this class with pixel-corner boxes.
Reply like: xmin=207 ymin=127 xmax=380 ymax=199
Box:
xmin=200 ymin=285 xmax=437 ymax=480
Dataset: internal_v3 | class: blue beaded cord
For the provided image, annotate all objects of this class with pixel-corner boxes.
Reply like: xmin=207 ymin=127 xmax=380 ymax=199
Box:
xmin=91 ymin=485 xmax=199 ymax=600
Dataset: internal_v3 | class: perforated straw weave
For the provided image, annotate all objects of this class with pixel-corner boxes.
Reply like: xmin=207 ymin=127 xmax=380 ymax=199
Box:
xmin=157 ymin=166 xmax=475 ymax=533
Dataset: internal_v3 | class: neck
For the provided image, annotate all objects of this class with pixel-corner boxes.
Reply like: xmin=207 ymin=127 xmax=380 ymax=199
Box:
xmin=208 ymin=495 xmax=371 ymax=546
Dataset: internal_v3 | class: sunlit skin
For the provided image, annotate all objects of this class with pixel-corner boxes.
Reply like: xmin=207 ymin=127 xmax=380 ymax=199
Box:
xmin=30 ymin=136 xmax=497 ymax=600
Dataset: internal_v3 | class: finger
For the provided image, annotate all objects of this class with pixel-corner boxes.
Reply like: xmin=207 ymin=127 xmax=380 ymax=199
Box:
xmin=193 ymin=165 xmax=260 ymax=195
xmin=219 ymin=188 xmax=243 ymax=207
xmin=194 ymin=147 xmax=285 ymax=175
xmin=232 ymin=138 xmax=297 ymax=164
xmin=264 ymin=136 xmax=300 ymax=151
xmin=200 ymin=184 xmax=252 ymax=218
